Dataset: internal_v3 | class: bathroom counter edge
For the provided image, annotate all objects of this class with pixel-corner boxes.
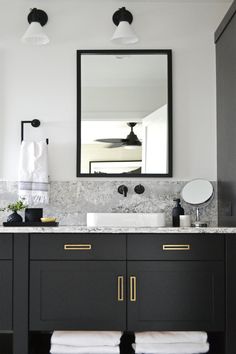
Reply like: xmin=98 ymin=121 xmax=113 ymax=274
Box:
xmin=0 ymin=226 xmax=235 ymax=233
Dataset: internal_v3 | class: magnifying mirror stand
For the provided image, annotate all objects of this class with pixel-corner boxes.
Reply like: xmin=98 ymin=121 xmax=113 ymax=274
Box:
xmin=192 ymin=207 xmax=208 ymax=228
xmin=182 ymin=179 xmax=214 ymax=228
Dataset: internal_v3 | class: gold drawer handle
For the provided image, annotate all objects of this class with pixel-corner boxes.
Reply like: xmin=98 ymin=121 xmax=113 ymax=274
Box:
xmin=163 ymin=244 xmax=190 ymax=251
xmin=130 ymin=276 xmax=136 ymax=302
xmin=64 ymin=244 xmax=92 ymax=251
xmin=117 ymin=276 xmax=124 ymax=302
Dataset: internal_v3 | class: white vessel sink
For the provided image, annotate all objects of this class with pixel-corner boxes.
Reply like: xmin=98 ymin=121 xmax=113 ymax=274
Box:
xmin=86 ymin=213 xmax=166 ymax=228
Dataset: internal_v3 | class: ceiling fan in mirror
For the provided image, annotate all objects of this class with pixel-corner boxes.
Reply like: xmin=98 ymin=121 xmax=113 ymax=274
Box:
xmin=95 ymin=122 xmax=142 ymax=149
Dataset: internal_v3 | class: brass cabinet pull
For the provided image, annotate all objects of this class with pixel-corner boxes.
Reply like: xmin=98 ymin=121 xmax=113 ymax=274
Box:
xmin=117 ymin=276 xmax=124 ymax=302
xmin=64 ymin=244 xmax=92 ymax=251
xmin=130 ymin=276 xmax=136 ymax=302
xmin=163 ymin=244 xmax=190 ymax=251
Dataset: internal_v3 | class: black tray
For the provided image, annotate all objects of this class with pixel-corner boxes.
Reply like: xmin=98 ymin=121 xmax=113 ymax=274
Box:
xmin=3 ymin=222 xmax=59 ymax=227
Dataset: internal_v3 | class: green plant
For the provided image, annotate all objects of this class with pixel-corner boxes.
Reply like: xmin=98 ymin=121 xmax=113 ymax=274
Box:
xmin=0 ymin=200 xmax=28 ymax=213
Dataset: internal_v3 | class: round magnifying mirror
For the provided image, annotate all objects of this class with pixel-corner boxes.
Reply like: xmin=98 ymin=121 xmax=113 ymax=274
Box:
xmin=182 ymin=179 xmax=213 ymax=205
xmin=181 ymin=179 xmax=214 ymax=227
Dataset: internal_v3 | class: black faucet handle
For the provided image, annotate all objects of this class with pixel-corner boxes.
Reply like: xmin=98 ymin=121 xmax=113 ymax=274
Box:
xmin=134 ymin=184 xmax=145 ymax=194
xmin=118 ymin=185 xmax=128 ymax=197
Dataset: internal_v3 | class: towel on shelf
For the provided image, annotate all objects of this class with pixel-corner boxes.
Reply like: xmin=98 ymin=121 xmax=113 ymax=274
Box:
xmin=51 ymin=331 xmax=122 ymax=347
xmin=18 ymin=141 xmax=49 ymax=204
xmin=50 ymin=344 xmax=120 ymax=354
xmin=132 ymin=342 xmax=209 ymax=354
xmin=135 ymin=331 xmax=208 ymax=344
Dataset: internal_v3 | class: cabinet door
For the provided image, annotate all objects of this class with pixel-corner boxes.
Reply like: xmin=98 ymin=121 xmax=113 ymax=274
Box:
xmin=127 ymin=261 xmax=224 ymax=331
xmin=0 ymin=261 xmax=12 ymax=330
xmin=226 ymin=237 xmax=236 ymax=354
xmin=30 ymin=261 xmax=126 ymax=330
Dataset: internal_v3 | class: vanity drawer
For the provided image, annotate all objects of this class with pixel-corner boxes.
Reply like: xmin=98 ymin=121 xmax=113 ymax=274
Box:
xmin=127 ymin=234 xmax=224 ymax=260
xmin=30 ymin=234 xmax=126 ymax=260
xmin=0 ymin=235 xmax=12 ymax=259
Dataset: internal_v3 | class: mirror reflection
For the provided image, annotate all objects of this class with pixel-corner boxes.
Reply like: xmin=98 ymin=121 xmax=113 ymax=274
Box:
xmin=78 ymin=51 xmax=172 ymax=176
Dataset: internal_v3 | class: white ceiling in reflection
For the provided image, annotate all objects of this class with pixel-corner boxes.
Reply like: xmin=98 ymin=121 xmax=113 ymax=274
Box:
xmin=81 ymin=55 xmax=167 ymax=88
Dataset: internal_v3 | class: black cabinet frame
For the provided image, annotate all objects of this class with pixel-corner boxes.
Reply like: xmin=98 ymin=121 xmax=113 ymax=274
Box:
xmin=76 ymin=49 xmax=173 ymax=178
xmin=9 ymin=232 xmax=229 ymax=354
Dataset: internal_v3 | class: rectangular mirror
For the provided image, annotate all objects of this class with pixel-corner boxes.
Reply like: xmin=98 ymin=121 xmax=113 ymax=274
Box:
xmin=77 ymin=50 xmax=172 ymax=177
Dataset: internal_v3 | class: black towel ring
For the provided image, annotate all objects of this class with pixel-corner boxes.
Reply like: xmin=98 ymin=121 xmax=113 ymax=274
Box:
xmin=21 ymin=119 xmax=49 ymax=144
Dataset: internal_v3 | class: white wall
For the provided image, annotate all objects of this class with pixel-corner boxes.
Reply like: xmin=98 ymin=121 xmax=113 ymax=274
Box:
xmin=0 ymin=0 xmax=231 ymax=181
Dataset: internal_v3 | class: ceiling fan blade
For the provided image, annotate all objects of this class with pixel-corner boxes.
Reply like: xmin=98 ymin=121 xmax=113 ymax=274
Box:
xmin=95 ymin=138 xmax=126 ymax=143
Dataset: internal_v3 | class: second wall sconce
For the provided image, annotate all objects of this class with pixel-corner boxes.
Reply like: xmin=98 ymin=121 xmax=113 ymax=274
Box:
xmin=111 ymin=7 xmax=139 ymax=44
xmin=21 ymin=8 xmax=50 ymax=45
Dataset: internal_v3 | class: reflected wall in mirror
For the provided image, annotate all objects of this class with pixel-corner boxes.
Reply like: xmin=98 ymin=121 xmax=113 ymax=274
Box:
xmin=77 ymin=50 xmax=172 ymax=177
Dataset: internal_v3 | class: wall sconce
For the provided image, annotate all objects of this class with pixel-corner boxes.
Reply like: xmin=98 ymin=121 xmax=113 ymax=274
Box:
xmin=21 ymin=8 xmax=50 ymax=45
xmin=111 ymin=7 xmax=139 ymax=44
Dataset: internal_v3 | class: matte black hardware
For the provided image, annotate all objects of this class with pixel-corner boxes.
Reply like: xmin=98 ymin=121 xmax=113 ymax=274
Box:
xmin=134 ymin=184 xmax=145 ymax=194
xmin=118 ymin=185 xmax=128 ymax=197
xmin=21 ymin=119 xmax=49 ymax=144
xmin=27 ymin=8 xmax=48 ymax=27
xmin=112 ymin=7 xmax=133 ymax=26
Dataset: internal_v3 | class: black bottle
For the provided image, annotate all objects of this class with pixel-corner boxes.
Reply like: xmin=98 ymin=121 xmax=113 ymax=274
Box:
xmin=172 ymin=198 xmax=184 ymax=227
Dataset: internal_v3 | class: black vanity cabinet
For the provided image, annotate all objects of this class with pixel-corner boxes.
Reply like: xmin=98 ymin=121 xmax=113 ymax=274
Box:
xmin=29 ymin=234 xmax=126 ymax=330
xmin=127 ymin=235 xmax=225 ymax=331
xmin=7 ymin=231 xmax=232 ymax=354
xmin=0 ymin=235 xmax=13 ymax=330
xmin=29 ymin=233 xmax=225 ymax=333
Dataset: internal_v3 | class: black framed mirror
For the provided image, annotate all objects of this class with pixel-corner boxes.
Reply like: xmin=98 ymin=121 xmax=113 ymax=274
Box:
xmin=77 ymin=50 xmax=172 ymax=177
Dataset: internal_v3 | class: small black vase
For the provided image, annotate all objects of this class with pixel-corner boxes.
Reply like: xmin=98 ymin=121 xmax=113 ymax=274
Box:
xmin=7 ymin=211 xmax=23 ymax=223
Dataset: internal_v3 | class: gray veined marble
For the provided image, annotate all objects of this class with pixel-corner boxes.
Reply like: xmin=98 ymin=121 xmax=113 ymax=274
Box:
xmin=0 ymin=180 xmax=217 ymax=227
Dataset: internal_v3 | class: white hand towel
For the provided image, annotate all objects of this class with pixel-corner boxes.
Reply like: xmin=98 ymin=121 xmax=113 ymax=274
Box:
xmin=18 ymin=141 xmax=49 ymax=204
xmin=133 ymin=342 xmax=209 ymax=354
xmin=51 ymin=331 xmax=122 ymax=347
xmin=135 ymin=331 xmax=208 ymax=344
xmin=50 ymin=344 xmax=120 ymax=354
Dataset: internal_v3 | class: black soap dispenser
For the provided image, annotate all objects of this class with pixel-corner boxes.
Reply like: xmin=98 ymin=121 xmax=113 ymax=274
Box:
xmin=172 ymin=198 xmax=184 ymax=227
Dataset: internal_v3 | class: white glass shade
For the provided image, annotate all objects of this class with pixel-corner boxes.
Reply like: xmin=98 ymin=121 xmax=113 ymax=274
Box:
xmin=21 ymin=22 xmax=49 ymax=45
xmin=111 ymin=21 xmax=138 ymax=44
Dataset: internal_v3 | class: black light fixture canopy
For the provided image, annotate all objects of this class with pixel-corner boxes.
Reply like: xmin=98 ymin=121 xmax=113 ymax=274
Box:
xmin=112 ymin=7 xmax=133 ymax=26
xmin=27 ymin=8 xmax=48 ymax=26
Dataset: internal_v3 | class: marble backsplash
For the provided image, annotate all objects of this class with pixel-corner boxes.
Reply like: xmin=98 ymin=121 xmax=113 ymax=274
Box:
xmin=0 ymin=180 xmax=217 ymax=227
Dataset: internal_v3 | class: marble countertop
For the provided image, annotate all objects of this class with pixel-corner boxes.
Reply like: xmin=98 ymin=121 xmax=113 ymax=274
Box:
xmin=0 ymin=225 xmax=235 ymax=233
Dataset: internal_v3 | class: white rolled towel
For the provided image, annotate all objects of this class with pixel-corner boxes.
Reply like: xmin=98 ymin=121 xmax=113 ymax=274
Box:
xmin=50 ymin=344 xmax=120 ymax=354
xmin=135 ymin=331 xmax=208 ymax=344
xmin=51 ymin=331 xmax=122 ymax=347
xmin=132 ymin=342 xmax=209 ymax=354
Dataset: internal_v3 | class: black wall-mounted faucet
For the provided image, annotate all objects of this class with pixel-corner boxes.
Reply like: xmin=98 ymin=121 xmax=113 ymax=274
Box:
xmin=118 ymin=185 xmax=128 ymax=197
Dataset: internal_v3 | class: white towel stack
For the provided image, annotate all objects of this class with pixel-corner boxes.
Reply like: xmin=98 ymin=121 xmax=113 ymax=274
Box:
xmin=50 ymin=331 xmax=122 ymax=354
xmin=133 ymin=331 xmax=210 ymax=354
